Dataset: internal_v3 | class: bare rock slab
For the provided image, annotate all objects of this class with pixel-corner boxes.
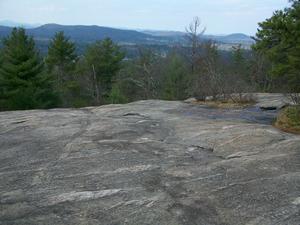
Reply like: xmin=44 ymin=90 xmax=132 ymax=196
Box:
xmin=0 ymin=99 xmax=299 ymax=225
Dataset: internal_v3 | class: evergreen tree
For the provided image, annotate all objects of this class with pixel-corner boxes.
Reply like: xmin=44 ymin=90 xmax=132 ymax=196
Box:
xmin=232 ymin=44 xmax=245 ymax=70
xmin=163 ymin=53 xmax=188 ymax=100
xmin=231 ymin=44 xmax=251 ymax=84
xmin=85 ymin=38 xmax=125 ymax=104
xmin=253 ymin=0 xmax=300 ymax=93
xmin=46 ymin=31 xmax=77 ymax=75
xmin=109 ymin=82 xmax=128 ymax=104
xmin=0 ymin=28 xmax=58 ymax=110
xmin=46 ymin=31 xmax=77 ymax=106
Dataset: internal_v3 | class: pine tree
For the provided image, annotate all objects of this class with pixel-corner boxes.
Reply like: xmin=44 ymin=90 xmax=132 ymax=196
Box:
xmin=0 ymin=28 xmax=58 ymax=110
xmin=232 ymin=44 xmax=245 ymax=70
xmin=85 ymin=38 xmax=125 ymax=104
xmin=253 ymin=0 xmax=300 ymax=93
xmin=46 ymin=31 xmax=77 ymax=106
xmin=231 ymin=44 xmax=250 ymax=84
xmin=163 ymin=53 xmax=188 ymax=100
xmin=46 ymin=31 xmax=77 ymax=80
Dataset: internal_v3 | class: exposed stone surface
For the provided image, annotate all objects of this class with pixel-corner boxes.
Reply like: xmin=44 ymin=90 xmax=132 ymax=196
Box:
xmin=184 ymin=97 xmax=197 ymax=103
xmin=0 ymin=95 xmax=299 ymax=225
xmin=186 ymin=93 xmax=293 ymax=110
xmin=254 ymin=93 xmax=293 ymax=110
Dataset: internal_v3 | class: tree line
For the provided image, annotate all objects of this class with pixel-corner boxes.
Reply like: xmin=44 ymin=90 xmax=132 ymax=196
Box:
xmin=0 ymin=28 xmax=125 ymax=110
xmin=0 ymin=1 xmax=299 ymax=111
xmin=254 ymin=0 xmax=300 ymax=103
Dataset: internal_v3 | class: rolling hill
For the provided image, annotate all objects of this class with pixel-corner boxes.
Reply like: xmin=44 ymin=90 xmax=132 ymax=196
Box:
xmin=0 ymin=24 xmax=160 ymax=44
xmin=0 ymin=24 xmax=254 ymax=56
xmin=0 ymin=23 xmax=254 ymax=45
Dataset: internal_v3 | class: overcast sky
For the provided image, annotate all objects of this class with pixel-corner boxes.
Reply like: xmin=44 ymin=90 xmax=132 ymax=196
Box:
xmin=0 ymin=0 xmax=289 ymax=35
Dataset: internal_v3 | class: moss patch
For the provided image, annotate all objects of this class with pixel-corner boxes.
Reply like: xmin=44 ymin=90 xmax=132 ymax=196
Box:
xmin=275 ymin=106 xmax=300 ymax=134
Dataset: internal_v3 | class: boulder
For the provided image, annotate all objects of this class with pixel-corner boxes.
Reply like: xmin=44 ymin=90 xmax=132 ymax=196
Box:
xmin=183 ymin=97 xmax=197 ymax=103
xmin=255 ymin=93 xmax=292 ymax=110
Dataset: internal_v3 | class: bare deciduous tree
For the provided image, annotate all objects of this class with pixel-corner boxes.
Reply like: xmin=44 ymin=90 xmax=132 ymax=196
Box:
xmin=185 ymin=17 xmax=206 ymax=73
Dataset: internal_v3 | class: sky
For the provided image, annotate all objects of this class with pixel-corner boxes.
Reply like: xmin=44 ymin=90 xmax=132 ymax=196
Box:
xmin=0 ymin=0 xmax=290 ymax=35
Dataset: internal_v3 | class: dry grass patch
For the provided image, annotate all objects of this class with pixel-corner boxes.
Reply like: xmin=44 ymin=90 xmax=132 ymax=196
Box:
xmin=275 ymin=106 xmax=300 ymax=134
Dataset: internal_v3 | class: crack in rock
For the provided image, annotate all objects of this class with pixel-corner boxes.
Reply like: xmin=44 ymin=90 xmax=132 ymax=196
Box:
xmin=123 ymin=113 xmax=148 ymax=118
xmin=188 ymin=145 xmax=214 ymax=152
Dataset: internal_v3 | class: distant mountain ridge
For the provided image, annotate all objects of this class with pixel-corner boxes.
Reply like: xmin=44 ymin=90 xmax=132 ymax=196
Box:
xmin=0 ymin=23 xmax=254 ymax=47
xmin=0 ymin=24 xmax=158 ymax=44
xmin=138 ymin=29 xmax=186 ymax=37
xmin=0 ymin=20 xmax=41 ymax=28
xmin=204 ymin=33 xmax=254 ymax=44
xmin=141 ymin=30 xmax=254 ymax=44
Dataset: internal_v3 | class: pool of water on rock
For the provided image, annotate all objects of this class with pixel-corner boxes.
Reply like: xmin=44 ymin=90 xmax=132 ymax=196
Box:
xmin=179 ymin=104 xmax=278 ymax=125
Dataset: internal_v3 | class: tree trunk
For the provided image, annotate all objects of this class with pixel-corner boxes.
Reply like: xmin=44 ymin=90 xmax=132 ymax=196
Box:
xmin=92 ymin=64 xmax=100 ymax=105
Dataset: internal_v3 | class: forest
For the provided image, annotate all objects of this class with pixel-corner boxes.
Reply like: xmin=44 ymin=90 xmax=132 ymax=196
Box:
xmin=0 ymin=0 xmax=299 ymax=112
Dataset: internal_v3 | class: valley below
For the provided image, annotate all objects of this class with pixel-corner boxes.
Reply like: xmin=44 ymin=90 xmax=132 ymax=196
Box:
xmin=0 ymin=94 xmax=299 ymax=225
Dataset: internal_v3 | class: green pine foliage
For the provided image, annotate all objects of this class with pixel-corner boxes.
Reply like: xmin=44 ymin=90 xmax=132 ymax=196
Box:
xmin=163 ymin=53 xmax=188 ymax=100
xmin=109 ymin=82 xmax=128 ymax=104
xmin=0 ymin=28 xmax=58 ymax=110
xmin=253 ymin=0 xmax=300 ymax=92
xmin=232 ymin=44 xmax=245 ymax=71
xmin=46 ymin=31 xmax=77 ymax=72
xmin=46 ymin=31 xmax=78 ymax=107
xmin=85 ymin=38 xmax=125 ymax=103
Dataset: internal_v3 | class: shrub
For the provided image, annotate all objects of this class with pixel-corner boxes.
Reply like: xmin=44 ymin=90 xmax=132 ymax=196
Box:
xmin=275 ymin=106 xmax=300 ymax=134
